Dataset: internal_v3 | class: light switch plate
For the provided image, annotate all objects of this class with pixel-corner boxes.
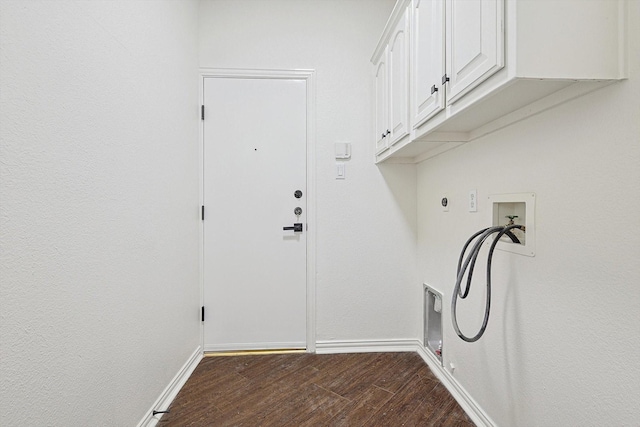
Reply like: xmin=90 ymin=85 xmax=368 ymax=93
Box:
xmin=335 ymin=142 xmax=351 ymax=159
xmin=469 ymin=189 xmax=477 ymax=212
xmin=336 ymin=163 xmax=345 ymax=179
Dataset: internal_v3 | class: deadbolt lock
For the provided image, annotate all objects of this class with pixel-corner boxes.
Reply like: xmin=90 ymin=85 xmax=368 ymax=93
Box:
xmin=294 ymin=207 xmax=302 ymax=216
xmin=294 ymin=190 xmax=303 ymax=199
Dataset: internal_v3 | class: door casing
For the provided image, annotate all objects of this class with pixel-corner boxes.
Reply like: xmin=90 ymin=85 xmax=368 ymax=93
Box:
xmin=198 ymin=68 xmax=316 ymax=353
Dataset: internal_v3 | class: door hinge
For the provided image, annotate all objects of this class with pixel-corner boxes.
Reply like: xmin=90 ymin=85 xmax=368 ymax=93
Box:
xmin=201 ymin=306 xmax=205 ymax=322
xmin=201 ymin=205 xmax=204 ymax=221
xmin=201 ymin=105 xmax=205 ymax=120
xmin=442 ymin=74 xmax=449 ymax=85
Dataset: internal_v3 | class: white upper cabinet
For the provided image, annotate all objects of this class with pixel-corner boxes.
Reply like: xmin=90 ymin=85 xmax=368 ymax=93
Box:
xmin=373 ymin=0 xmax=627 ymax=164
xmin=372 ymin=2 xmax=410 ymax=155
xmin=388 ymin=7 xmax=410 ymax=146
xmin=445 ymin=0 xmax=504 ymax=104
xmin=411 ymin=0 xmax=445 ymax=128
xmin=374 ymin=50 xmax=388 ymax=154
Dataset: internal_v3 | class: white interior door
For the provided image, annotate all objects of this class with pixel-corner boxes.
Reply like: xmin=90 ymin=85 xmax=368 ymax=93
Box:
xmin=203 ymin=76 xmax=307 ymax=352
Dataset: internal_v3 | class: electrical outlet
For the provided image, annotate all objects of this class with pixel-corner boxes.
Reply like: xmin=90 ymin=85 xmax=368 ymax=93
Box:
xmin=469 ymin=189 xmax=477 ymax=212
xmin=441 ymin=196 xmax=449 ymax=212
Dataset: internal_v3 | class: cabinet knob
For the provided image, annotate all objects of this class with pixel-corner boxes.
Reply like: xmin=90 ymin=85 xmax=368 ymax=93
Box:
xmin=386 ymin=129 xmax=391 ymax=136
xmin=431 ymin=84 xmax=438 ymax=95
xmin=381 ymin=133 xmax=386 ymax=139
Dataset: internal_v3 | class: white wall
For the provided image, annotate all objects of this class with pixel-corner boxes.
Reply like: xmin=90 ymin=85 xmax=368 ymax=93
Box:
xmin=6 ymin=1 xmax=632 ymax=425
xmin=0 ymin=1 xmax=200 ymax=425
xmin=417 ymin=2 xmax=640 ymax=426
xmin=199 ymin=0 xmax=420 ymax=343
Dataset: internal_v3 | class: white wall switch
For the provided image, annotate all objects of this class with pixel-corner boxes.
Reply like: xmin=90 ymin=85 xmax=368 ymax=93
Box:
xmin=335 ymin=142 xmax=351 ymax=159
xmin=336 ymin=163 xmax=345 ymax=179
xmin=469 ymin=189 xmax=478 ymax=212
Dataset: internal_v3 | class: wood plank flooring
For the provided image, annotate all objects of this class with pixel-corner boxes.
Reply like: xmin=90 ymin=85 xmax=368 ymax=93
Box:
xmin=159 ymin=352 xmax=474 ymax=426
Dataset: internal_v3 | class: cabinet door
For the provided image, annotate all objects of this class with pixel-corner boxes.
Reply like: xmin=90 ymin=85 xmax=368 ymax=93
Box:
xmin=446 ymin=0 xmax=504 ymax=105
xmin=374 ymin=50 xmax=388 ymax=154
xmin=388 ymin=7 xmax=410 ymax=146
xmin=411 ymin=0 xmax=445 ymax=128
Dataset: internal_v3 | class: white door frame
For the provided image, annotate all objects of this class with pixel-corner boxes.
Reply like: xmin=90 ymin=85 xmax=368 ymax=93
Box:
xmin=198 ymin=68 xmax=317 ymax=353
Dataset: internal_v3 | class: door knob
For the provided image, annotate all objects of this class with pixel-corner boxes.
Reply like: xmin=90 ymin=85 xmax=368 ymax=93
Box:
xmin=283 ymin=223 xmax=303 ymax=232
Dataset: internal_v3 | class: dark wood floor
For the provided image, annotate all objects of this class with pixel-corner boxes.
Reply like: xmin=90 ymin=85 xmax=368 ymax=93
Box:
xmin=159 ymin=352 xmax=474 ymax=426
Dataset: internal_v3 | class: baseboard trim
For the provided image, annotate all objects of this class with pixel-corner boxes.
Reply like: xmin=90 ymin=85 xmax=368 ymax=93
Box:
xmin=316 ymin=339 xmax=495 ymax=427
xmin=136 ymin=346 xmax=203 ymax=427
xmin=415 ymin=345 xmax=495 ymax=427
xmin=315 ymin=339 xmax=420 ymax=354
xmin=134 ymin=341 xmax=494 ymax=426
xmin=204 ymin=342 xmax=305 ymax=352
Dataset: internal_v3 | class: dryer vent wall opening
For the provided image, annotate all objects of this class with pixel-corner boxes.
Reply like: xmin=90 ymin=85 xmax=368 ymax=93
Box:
xmin=424 ymin=284 xmax=443 ymax=364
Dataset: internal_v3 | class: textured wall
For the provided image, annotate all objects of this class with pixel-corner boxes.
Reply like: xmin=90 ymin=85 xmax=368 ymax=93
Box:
xmin=0 ymin=1 xmax=200 ymax=425
xmin=199 ymin=0 xmax=419 ymax=343
xmin=416 ymin=2 xmax=640 ymax=425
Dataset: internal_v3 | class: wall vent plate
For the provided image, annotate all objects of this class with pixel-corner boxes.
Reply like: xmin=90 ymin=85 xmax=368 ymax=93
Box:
xmin=488 ymin=192 xmax=535 ymax=257
xmin=424 ymin=284 xmax=443 ymax=365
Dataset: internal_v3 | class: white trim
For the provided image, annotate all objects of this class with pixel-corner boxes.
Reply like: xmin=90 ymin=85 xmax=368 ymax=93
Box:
xmin=198 ymin=72 xmax=205 ymax=356
xmin=316 ymin=339 xmax=496 ymax=427
xmin=316 ymin=339 xmax=421 ymax=354
xmin=379 ymin=80 xmax=616 ymax=164
xmin=304 ymin=70 xmax=317 ymax=353
xmin=137 ymin=346 xmax=203 ymax=427
xmin=466 ymin=80 xmax=614 ymax=143
xmin=204 ymin=342 xmax=305 ymax=353
xmin=416 ymin=346 xmax=496 ymax=427
xmin=200 ymin=67 xmax=315 ymax=80
xmin=198 ymin=68 xmax=317 ymax=353
xmin=618 ymin=0 xmax=628 ymax=79
xmin=411 ymin=141 xmax=465 ymax=164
